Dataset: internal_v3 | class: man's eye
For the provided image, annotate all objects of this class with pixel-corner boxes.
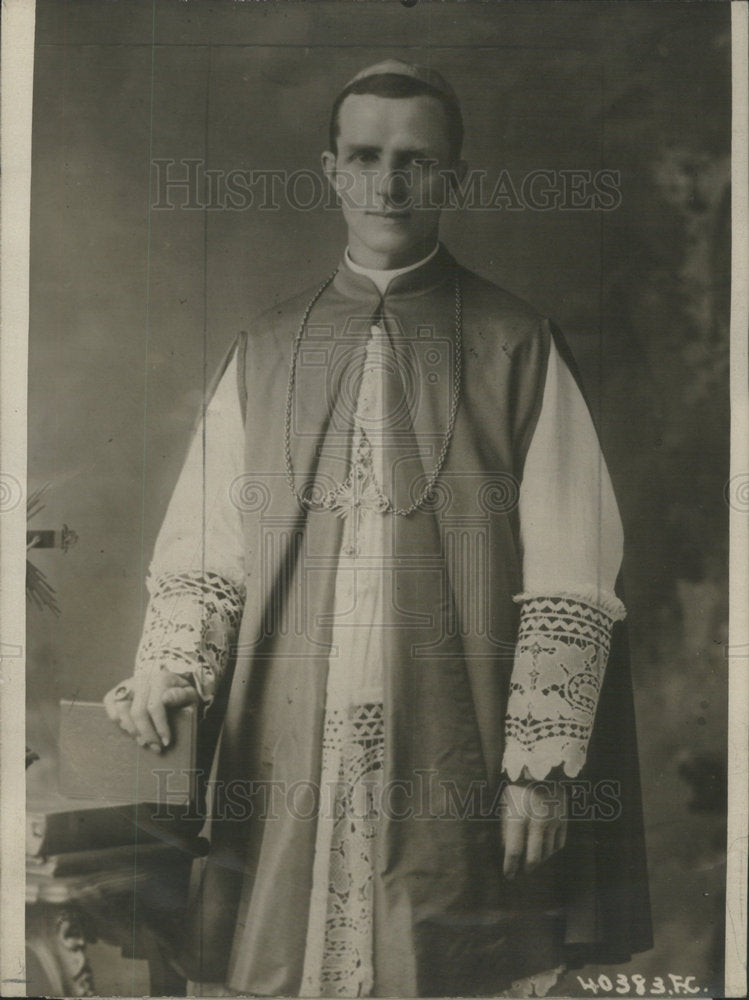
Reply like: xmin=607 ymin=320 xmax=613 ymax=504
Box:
xmin=352 ymin=151 xmax=378 ymax=164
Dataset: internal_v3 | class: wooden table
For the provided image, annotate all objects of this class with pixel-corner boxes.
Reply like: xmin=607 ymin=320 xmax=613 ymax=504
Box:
xmin=26 ymin=850 xmax=197 ymax=997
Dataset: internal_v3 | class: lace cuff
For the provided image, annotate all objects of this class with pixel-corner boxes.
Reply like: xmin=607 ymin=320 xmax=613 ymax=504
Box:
xmin=502 ymin=594 xmax=625 ymax=781
xmin=134 ymin=571 xmax=245 ymax=708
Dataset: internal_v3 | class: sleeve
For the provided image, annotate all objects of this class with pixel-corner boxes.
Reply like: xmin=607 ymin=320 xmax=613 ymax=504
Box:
xmin=501 ymin=335 xmax=626 ymax=780
xmin=133 ymin=348 xmax=246 ymax=709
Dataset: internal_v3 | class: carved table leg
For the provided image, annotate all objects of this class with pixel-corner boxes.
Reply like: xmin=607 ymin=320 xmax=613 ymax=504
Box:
xmin=26 ymin=903 xmax=97 ymax=997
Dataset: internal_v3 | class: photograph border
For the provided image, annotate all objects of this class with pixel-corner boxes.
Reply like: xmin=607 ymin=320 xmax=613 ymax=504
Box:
xmin=2 ymin=1 xmax=747 ymax=996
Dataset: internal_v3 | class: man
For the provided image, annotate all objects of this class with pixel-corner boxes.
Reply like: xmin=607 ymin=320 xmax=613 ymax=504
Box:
xmin=105 ymin=60 xmax=651 ymax=996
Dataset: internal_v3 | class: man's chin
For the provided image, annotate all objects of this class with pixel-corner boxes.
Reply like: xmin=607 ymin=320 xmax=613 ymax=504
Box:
xmin=349 ymin=227 xmax=434 ymax=265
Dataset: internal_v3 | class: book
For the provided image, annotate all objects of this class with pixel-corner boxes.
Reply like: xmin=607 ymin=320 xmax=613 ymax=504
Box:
xmin=26 ymin=838 xmax=208 ymax=877
xmin=25 ymin=701 xmax=203 ymax=857
xmin=58 ymin=699 xmax=198 ymax=804
xmin=26 ymin=793 xmax=203 ymax=857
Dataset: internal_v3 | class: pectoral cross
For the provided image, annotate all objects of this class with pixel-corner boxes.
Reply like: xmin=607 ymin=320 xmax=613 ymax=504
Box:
xmin=324 ymin=431 xmax=389 ymax=558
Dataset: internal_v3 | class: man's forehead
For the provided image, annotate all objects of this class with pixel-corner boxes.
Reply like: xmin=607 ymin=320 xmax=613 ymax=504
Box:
xmin=336 ymin=93 xmax=450 ymax=146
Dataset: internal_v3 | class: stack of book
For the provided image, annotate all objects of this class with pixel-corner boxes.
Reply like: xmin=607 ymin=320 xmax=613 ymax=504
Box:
xmin=27 ymin=702 xmax=205 ymax=898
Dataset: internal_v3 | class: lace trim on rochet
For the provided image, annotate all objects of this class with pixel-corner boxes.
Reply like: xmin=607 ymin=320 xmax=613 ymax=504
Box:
xmin=134 ymin=571 xmax=245 ymax=707
xmin=304 ymin=701 xmax=564 ymax=997
xmin=502 ymin=594 xmax=623 ymax=781
xmin=302 ymin=702 xmax=384 ymax=998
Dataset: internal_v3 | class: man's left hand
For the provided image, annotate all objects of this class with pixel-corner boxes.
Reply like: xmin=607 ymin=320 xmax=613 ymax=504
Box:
xmin=500 ymin=780 xmax=568 ymax=880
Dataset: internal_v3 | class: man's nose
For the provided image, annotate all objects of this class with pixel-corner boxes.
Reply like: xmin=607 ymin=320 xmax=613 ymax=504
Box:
xmin=375 ymin=164 xmax=411 ymax=208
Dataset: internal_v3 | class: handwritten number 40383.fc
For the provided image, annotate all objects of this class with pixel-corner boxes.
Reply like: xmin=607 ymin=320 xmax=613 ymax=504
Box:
xmin=576 ymin=973 xmax=704 ymax=996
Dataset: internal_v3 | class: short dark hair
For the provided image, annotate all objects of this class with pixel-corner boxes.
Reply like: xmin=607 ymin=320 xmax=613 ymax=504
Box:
xmin=328 ymin=73 xmax=464 ymax=163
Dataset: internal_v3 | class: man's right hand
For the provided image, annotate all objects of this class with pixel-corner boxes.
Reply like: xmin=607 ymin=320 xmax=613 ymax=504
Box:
xmin=103 ymin=669 xmax=200 ymax=753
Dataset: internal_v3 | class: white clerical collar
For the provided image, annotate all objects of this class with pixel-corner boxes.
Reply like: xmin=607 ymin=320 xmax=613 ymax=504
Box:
xmin=344 ymin=243 xmax=440 ymax=296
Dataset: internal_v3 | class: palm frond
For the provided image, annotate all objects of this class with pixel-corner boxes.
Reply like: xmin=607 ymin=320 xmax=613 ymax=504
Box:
xmin=26 ymin=557 xmax=61 ymax=615
xmin=27 ymin=483 xmax=51 ymax=522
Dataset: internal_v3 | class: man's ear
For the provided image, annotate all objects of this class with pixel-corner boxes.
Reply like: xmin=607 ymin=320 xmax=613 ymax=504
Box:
xmin=321 ymin=150 xmax=338 ymax=194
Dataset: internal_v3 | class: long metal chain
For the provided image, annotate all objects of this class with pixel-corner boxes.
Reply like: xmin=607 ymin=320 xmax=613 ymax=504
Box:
xmin=284 ymin=270 xmax=463 ymax=516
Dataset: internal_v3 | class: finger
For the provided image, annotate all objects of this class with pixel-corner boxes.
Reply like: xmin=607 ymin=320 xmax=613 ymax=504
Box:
xmin=147 ymin=690 xmax=171 ymax=749
xmin=500 ymin=784 xmax=527 ymax=827
xmin=551 ymin=825 xmax=564 ymax=854
xmin=103 ymin=690 xmax=119 ymax=722
xmin=162 ymin=686 xmax=200 ymax=708
xmin=156 ymin=685 xmax=200 ymax=747
xmin=525 ymin=822 xmax=546 ymax=870
xmin=503 ymin=849 xmax=525 ymax=881
xmin=556 ymin=819 xmax=568 ymax=852
xmin=503 ymin=819 xmax=526 ymax=880
xmin=112 ymin=699 xmax=138 ymax=738
xmin=543 ymin=822 xmax=559 ymax=861
xmin=130 ymin=690 xmax=162 ymax=751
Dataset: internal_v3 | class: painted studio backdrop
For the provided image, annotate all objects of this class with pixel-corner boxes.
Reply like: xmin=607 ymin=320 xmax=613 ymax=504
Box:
xmin=26 ymin=0 xmax=730 ymax=995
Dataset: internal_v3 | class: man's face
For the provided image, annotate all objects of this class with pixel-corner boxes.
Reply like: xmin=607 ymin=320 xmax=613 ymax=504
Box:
xmin=322 ymin=93 xmax=463 ymax=269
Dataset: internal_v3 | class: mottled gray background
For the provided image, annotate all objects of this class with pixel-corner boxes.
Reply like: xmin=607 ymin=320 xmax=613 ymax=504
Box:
xmin=26 ymin=0 xmax=731 ymax=994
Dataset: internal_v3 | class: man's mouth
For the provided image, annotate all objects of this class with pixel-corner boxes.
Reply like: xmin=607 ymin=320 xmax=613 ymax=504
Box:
xmin=366 ymin=209 xmax=411 ymax=219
